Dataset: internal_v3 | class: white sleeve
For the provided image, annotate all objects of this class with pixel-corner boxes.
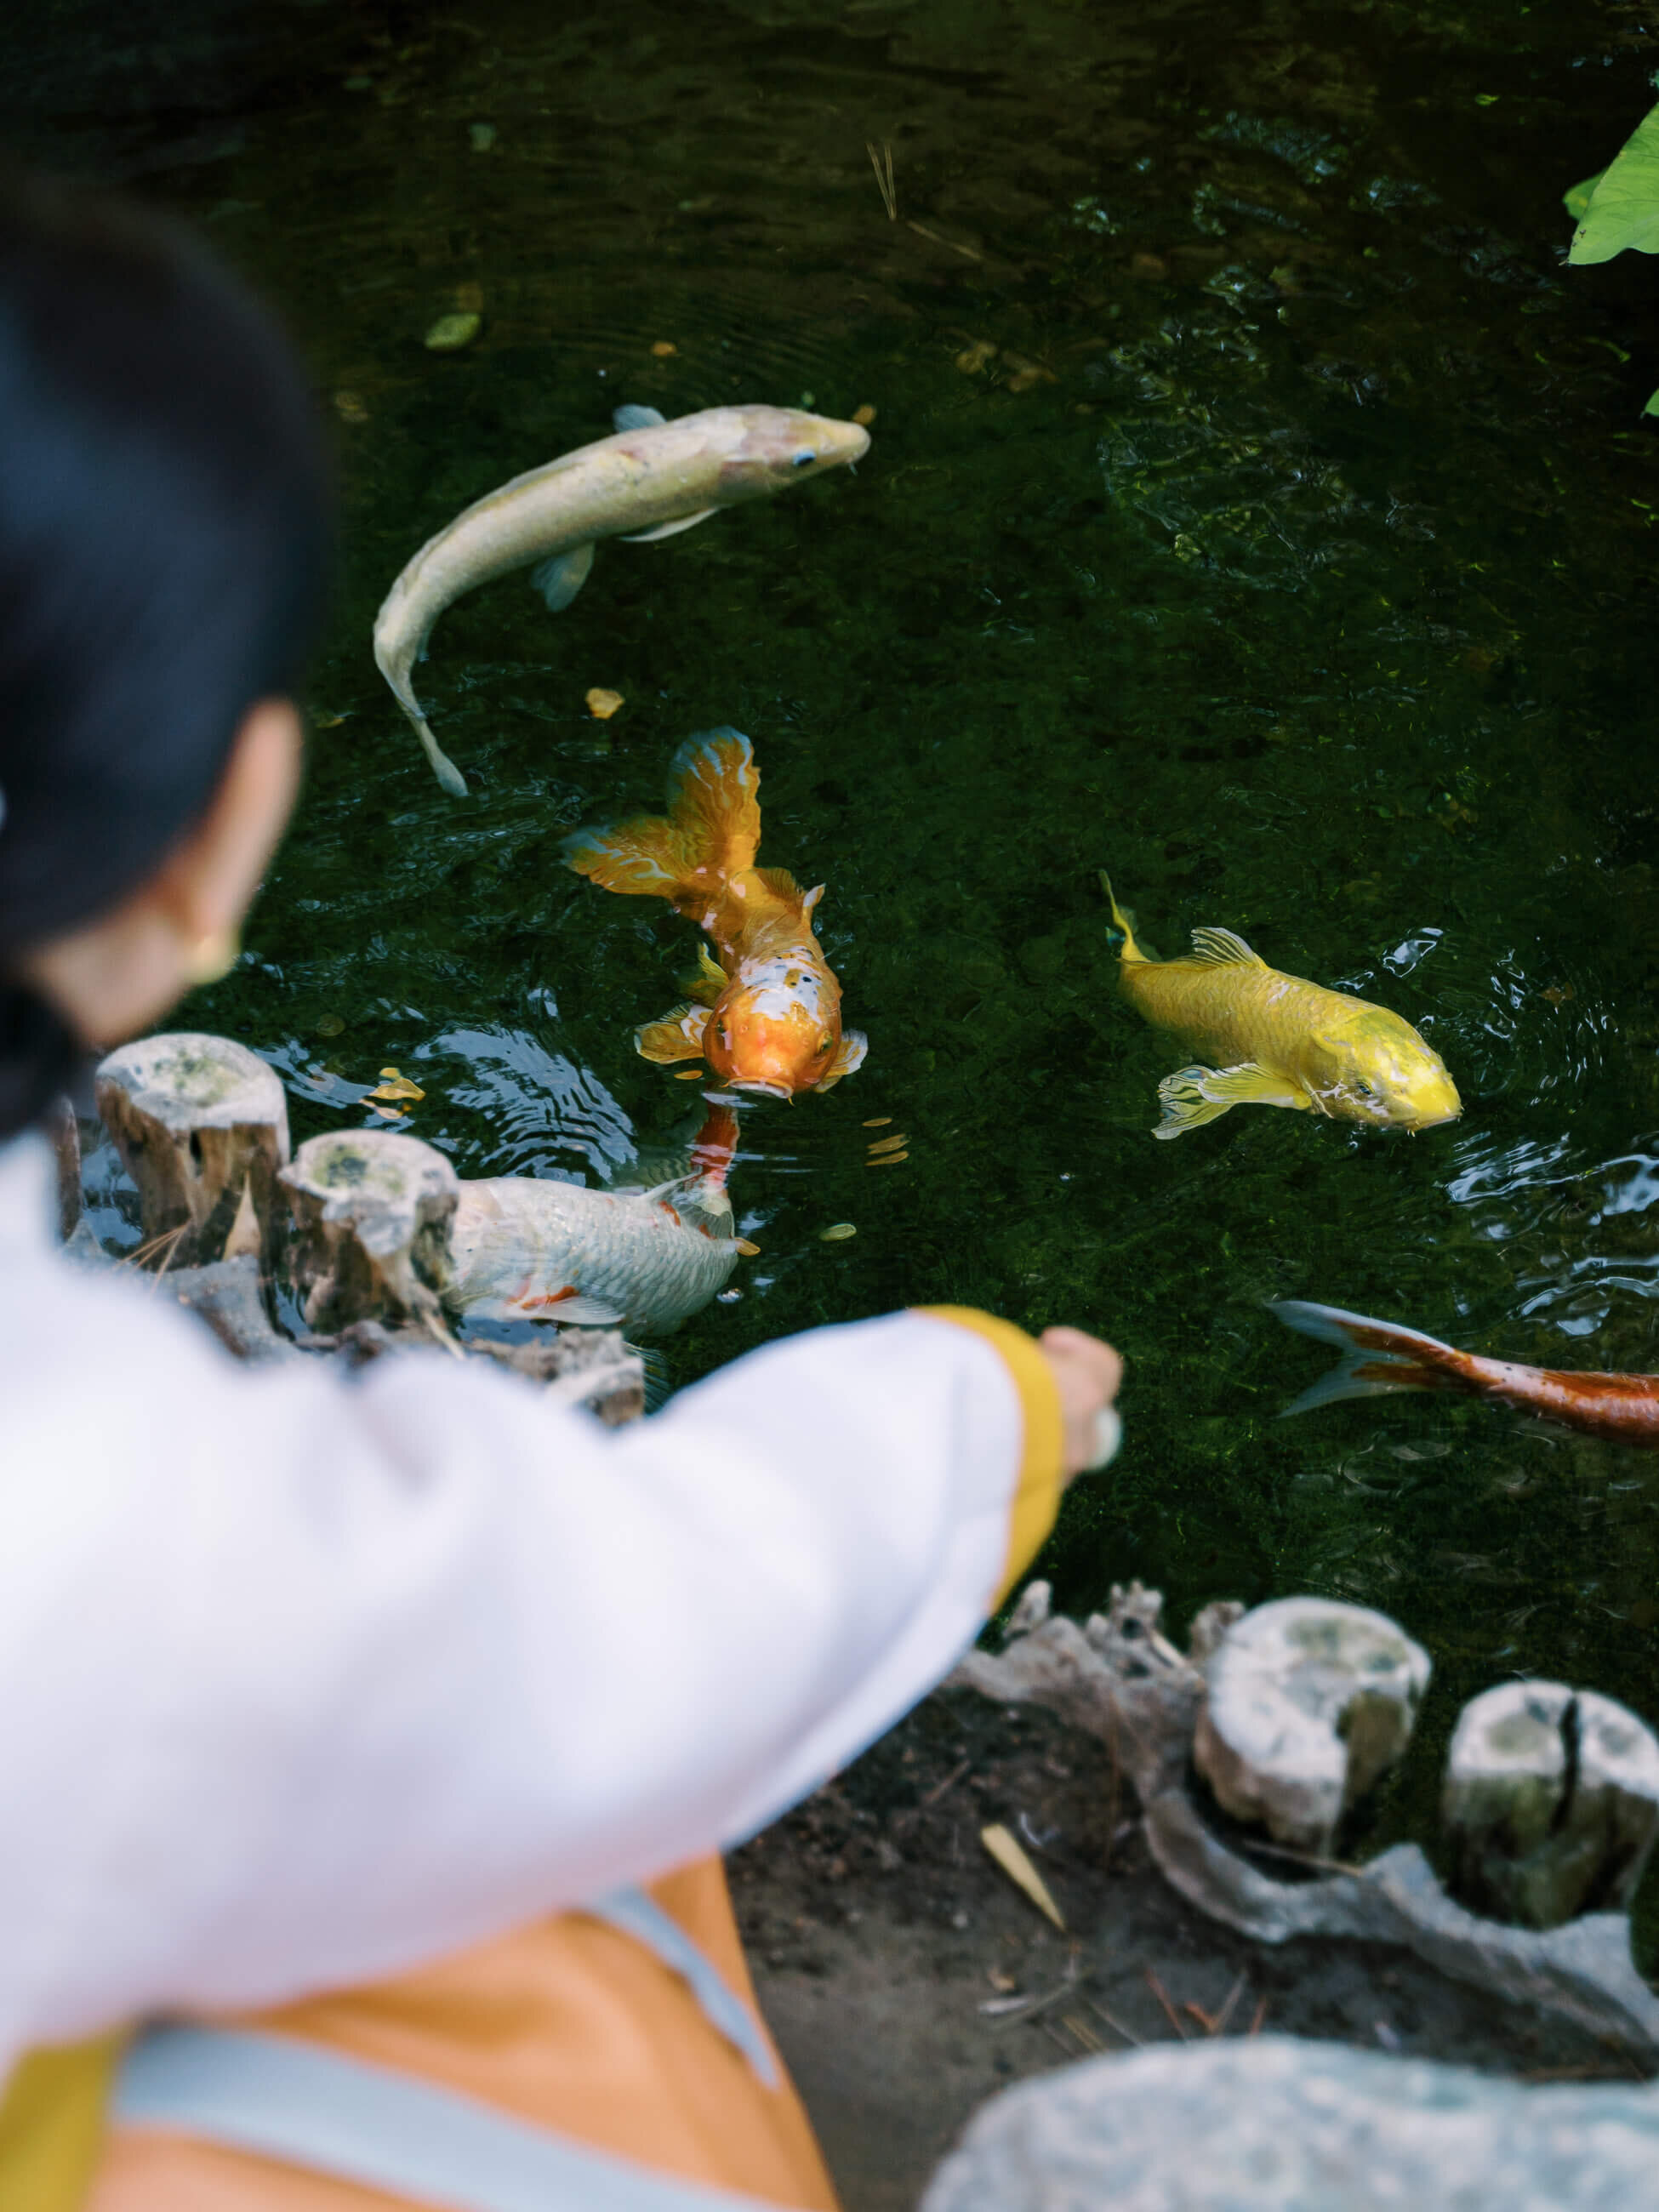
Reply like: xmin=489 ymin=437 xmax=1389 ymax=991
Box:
xmin=0 ymin=1251 xmax=1037 ymax=2055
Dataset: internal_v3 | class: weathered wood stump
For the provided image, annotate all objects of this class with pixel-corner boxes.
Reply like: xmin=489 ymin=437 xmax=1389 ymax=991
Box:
xmin=1443 ymin=1682 xmax=1659 ymax=1930
xmin=95 ymin=1032 xmax=289 ymax=1267
xmin=43 ymin=1095 xmax=84 ymax=1244
xmin=1193 ymin=1597 xmax=1431 ymax=1858
xmin=281 ymin=1128 xmax=458 ymax=1338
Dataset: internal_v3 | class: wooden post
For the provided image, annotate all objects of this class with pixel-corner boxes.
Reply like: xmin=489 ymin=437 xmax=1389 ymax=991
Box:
xmin=281 ymin=1128 xmax=459 ymax=1339
xmin=1443 ymin=1682 xmax=1659 ymax=1930
xmin=43 ymin=1095 xmax=85 ymax=1245
xmin=1193 ymin=1598 xmax=1431 ymax=1858
xmin=95 ymin=1032 xmax=289 ymax=1268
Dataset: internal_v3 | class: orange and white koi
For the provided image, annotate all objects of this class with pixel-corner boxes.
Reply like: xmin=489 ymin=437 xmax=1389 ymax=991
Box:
xmin=562 ymin=729 xmax=866 ymax=1100
xmin=1273 ymin=1300 xmax=1659 ymax=1445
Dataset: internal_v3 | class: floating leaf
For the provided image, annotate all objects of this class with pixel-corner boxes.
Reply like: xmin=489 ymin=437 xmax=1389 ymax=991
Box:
xmin=1563 ymin=172 xmax=1604 ymax=221
xmin=1645 ymin=387 xmax=1659 ymax=418
xmin=867 ymin=1132 xmax=908 ymax=1155
xmin=585 ymin=687 xmax=624 ymax=720
xmin=818 ymin=1222 xmax=857 ymax=1241
xmin=316 ymin=1013 xmax=345 ymax=1037
xmin=1570 ymin=102 xmax=1659 ymax=264
xmin=332 ymin=391 xmax=369 ymax=425
xmin=368 ymin=1069 xmax=425 ymax=1103
xmin=468 ymin=123 xmax=496 ymax=152
xmin=955 ymin=339 xmax=997 ymax=374
xmin=734 ymin=1238 xmax=761 ymax=1257
xmin=424 ymin=311 xmax=481 ymax=351
xmin=673 ymin=1068 xmax=706 ymax=1080
xmin=852 ymin=403 xmax=877 ymax=426
xmin=652 ymin=339 xmax=677 ymax=357
xmin=862 ymin=1116 xmax=893 ymax=1127
xmin=866 ymin=1150 xmax=909 ymax=1166
xmin=980 ymin=1822 xmax=1066 ymax=1930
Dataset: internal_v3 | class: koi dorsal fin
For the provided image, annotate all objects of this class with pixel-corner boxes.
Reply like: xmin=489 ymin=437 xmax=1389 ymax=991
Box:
xmin=1188 ymin=926 xmax=1267 ymax=968
xmin=755 ymin=864 xmax=803 ymax=902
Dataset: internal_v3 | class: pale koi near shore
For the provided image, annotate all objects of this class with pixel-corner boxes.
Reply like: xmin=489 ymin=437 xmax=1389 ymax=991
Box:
xmin=1273 ymin=1300 xmax=1659 ymax=1445
xmin=563 ymin=729 xmax=865 ymax=1100
xmin=373 ymin=402 xmax=869 ymax=796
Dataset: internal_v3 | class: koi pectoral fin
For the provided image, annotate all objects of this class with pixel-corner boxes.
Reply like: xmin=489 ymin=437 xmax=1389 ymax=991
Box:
xmin=636 ymin=1004 xmax=711 ymax=1065
xmin=1153 ymin=1062 xmax=1309 ymax=1139
xmin=530 ymin=542 xmax=596 ymax=611
xmin=680 ymin=944 xmax=728 ymax=1007
xmin=816 ymin=1029 xmax=869 ymax=1091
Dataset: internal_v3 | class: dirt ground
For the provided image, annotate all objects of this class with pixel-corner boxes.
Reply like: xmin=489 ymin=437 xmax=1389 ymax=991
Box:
xmin=731 ymin=1690 xmax=1653 ymax=2212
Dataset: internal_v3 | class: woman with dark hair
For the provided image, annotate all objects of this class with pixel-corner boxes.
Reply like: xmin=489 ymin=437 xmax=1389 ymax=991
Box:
xmin=0 ymin=174 xmax=1122 ymax=2212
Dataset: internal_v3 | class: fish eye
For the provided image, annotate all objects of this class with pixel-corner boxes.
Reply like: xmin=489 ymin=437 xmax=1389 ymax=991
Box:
xmin=816 ymin=1033 xmax=832 ymax=1053
xmin=791 ymin=449 xmax=817 ymax=469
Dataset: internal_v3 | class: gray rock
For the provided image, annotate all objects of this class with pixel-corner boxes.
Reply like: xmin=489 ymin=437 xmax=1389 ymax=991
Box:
xmin=921 ymin=2037 xmax=1659 ymax=2212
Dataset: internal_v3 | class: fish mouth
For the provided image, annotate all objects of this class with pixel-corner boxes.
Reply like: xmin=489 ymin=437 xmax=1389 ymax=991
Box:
xmin=731 ymin=1079 xmax=793 ymax=1103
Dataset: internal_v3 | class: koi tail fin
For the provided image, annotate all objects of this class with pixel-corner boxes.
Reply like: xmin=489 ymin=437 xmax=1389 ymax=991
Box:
xmin=1269 ymin=1300 xmax=1468 ymax=1417
xmin=562 ymin=728 xmax=761 ymax=904
xmin=1098 ymin=871 xmax=1147 ymax=962
xmin=690 ymin=1103 xmax=740 ymax=1192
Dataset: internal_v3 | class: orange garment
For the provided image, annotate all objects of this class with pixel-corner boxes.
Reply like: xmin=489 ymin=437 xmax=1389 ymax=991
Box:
xmin=87 ymin=1857 xmax=835 ymax=2212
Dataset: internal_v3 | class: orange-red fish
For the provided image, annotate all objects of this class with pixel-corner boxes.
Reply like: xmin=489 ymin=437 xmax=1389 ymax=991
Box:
xmin=562 ymin=729 xmax=866 ymax=1100
xmin=1273 ymin=1300 xmax=1659 ymax=1445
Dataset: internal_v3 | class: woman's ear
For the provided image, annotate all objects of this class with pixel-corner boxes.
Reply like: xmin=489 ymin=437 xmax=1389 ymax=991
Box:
xmin=19 ymin=698 xmax=305 ymax=1047
xmin=150 ymin=697 xmax=304 ymax=946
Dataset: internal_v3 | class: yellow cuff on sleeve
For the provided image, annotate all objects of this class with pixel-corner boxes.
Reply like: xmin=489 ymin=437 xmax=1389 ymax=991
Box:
xmin=0 ymin=2035 xmax=122 ymax=2212
xmin=917 ymin=1306 xmax=1065 ymax=1607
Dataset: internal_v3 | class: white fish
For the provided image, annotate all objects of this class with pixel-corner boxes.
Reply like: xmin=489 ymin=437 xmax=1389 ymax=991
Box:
xmin=373 ymin=402 xmax=871 ymax=795
xmin=444 ymin=1172 xmax=739 ymax=1336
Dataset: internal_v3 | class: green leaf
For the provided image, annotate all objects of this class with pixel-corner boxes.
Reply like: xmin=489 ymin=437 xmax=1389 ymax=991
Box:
xmin=1563 ymin=172 xmax=1604 ymax=221
xmin=1644 ymin=387 xmax=1659 ymax=418
xmin=1570 ymin=101 xmax=1659 ymax=263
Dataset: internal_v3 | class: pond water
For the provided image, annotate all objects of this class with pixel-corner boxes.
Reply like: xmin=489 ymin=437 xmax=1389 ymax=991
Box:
xmin=14 ymin=0 xmax=1659 ymax=1910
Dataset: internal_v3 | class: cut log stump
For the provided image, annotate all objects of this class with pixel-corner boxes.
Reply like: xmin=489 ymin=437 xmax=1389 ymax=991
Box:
xmin=281 ymin=1129 xmax=458 ymax=1338
xmin=95 ymin=1032 xmax=289 ymax=1268
xmin=1194 ymin=1597 xmax=1431 ymax=1859
xmin=1444 ymin=1681 xmax=1659 ymax=1930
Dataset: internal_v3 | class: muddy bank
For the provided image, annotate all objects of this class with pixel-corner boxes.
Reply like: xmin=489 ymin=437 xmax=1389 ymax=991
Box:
xmin=733 ymin=1692 xmax=1652 ymax=2212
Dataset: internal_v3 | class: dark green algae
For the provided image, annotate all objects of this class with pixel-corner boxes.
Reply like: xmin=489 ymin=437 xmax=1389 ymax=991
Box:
xmin=15 ymin=0 xmax=1659 ymax=1935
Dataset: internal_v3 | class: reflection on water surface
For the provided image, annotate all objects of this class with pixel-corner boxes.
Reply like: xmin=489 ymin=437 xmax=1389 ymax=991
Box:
xmin=14 ymin=0 xmax=1659 ymax=1910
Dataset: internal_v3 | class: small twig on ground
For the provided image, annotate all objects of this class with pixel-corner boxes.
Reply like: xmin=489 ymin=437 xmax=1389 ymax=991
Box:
xmin=866 ymin=140 xmax=897 ymax=220
xmin=1248 ymin=1996 xmax=1269 ymax=2037
xmin=1234 ymin=1835 xmax=1369 ymax=1880
xmin=1145 ymin=1968 xmax=1190 ymax=2041
xmin=979 ymin=1948 xmax=1081 ymax=2026
xmin=921 ymin=1757 xmax=971 ymax=1808
xmin=904 ymin=219 xmax=982 ymax=262
xmin=1086 ymin=1998 xmax=1143 ymax=2048
xmin=1211 ymin=1970 xmax=1249 ymax=2037
xmin=1061 ymin=2012 xmax=1103 ymax=2053
xmin=122 ymin=1219 xmax=191 ymax=1279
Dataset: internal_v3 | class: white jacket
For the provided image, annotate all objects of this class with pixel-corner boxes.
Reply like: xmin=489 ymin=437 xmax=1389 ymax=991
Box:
xmin=0 ymin=1133 xmax=1049 ymax=2078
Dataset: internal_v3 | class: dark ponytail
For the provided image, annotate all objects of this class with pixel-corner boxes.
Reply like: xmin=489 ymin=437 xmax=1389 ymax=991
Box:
xmin=0 ymin=168 xmax=333 ymax=1138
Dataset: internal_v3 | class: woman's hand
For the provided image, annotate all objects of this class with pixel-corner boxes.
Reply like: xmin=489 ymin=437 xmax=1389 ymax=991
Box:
xmin=1038 ymin=1326 xmax=1123 ymax=1483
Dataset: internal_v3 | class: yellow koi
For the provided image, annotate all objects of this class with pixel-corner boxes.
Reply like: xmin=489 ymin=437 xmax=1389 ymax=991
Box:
xmin=1101 ymin=875 xmax=1462 ymax=1141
